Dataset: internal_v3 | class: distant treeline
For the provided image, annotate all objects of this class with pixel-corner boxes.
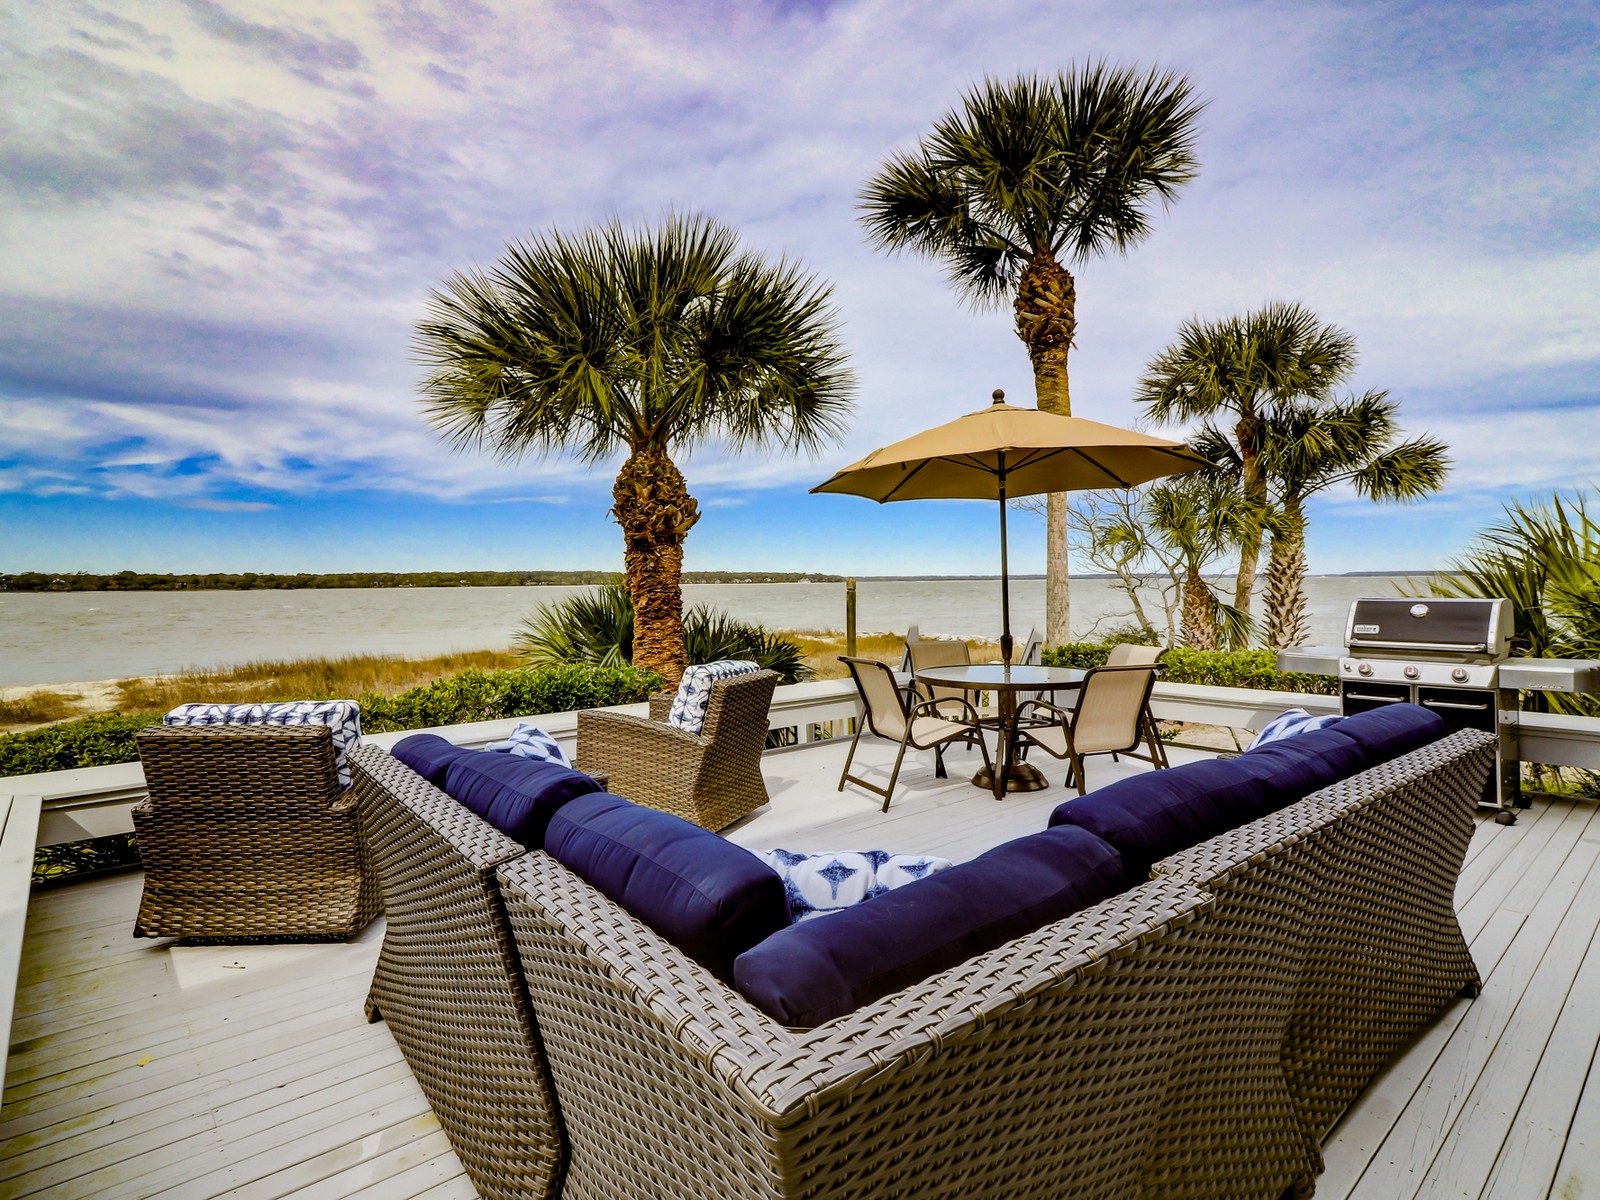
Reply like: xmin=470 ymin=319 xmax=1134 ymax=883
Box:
xmin=1 ymin=569 xmax=846 ymax=592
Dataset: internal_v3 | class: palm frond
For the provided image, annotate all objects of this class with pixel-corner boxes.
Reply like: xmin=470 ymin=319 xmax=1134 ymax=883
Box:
xmin=857 ymin=63 xmax=1205 ymax=301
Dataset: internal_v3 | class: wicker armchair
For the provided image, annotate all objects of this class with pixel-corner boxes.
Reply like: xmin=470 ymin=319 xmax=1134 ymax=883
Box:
xmin=575 ymin=669 xmax=779 ymax=831
xmin=132 ymin=724 xmax=381 ymax=940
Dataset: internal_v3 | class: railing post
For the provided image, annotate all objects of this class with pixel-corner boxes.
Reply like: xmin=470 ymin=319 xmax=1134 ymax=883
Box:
xmin=845 ymin=577 xmax=857 ymax=658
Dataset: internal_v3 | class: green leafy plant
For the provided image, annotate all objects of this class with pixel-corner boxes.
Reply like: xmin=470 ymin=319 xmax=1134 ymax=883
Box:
xmin=514 ymin=583 xmax=812 ymax=683
xmin=0 ymin=712 xmax=162 ymax=776
xmin=0 ymin=665 xmax=665 ymax=777
xmin=1040 ymin=642 xmax=1337 ymax=694
xmin=1423 ymin=491 xmax=1600 ymax=717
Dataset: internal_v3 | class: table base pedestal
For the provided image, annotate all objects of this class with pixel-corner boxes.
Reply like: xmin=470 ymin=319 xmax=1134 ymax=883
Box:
xmin=972 ymin=762 xmax=1049 ymax=794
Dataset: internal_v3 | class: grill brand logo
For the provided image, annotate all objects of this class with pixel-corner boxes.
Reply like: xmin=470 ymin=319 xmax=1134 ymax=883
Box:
xmin=1354 ymin=624 xmax=1381 ymax=634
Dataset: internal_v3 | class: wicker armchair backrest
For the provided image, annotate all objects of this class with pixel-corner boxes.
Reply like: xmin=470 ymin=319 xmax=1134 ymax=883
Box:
xmin=137 ymin=723 xmax=341 ymax=803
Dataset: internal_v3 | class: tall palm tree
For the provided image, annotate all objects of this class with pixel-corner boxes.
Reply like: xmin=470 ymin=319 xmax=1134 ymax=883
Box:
xmin=1251 ymin=393 xmax=1449 ymax=648
xmin=1135 ymin=302 xmax=1357 ymax=619
xmin=859 ymin=65 xmax=1204 ymax=645
xmin=414 ymin=213 xmax=854 ymax=685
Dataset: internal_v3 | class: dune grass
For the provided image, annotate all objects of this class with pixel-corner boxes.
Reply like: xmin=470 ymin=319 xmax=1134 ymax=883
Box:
xmin=113 ymin=649 xmax=524 ymax=713
xmin=0 ymin=691 xmax=85 ymax=726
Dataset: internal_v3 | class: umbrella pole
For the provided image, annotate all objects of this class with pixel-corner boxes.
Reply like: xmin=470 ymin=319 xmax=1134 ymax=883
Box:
xmin=998 ymin=455 xmax=1013 ymax=666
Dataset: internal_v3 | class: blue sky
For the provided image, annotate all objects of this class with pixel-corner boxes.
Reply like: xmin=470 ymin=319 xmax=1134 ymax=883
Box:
xmin=2 ymin=0 xmax=1596 ymax=577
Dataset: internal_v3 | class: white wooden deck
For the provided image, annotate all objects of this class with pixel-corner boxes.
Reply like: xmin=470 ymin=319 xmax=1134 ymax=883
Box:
xmin=3 ymin=737 xmax=1599 ymax=1199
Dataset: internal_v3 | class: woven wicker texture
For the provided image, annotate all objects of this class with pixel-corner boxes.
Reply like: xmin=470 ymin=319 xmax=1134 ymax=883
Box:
xmin=1155 ymin=728 xmax=1493 ymax=1143
xmin=496 ymin=845 xmax=1314 ymax=1200
xmin=132 ymin=724 xmax=381 ymax=940
xmin=575 ymin=669 xmax=778 ymax=830
xmin=351 ymin=745 xmax=566 ymax=1200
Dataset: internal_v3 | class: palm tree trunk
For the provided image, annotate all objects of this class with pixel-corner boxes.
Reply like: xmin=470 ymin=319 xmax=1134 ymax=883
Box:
xmin=1015 ymin=251 xmax=1077 ymax=645
xmin=1263 ymin=496 xmax=1310 ymax=649
xmin=612 ymin=446 xmax=700 ymax=686
xmin=1233 ymin=415 xmax=1265 ymax=620
xmin=1180 ymin=570 xmax=1216 ymax=650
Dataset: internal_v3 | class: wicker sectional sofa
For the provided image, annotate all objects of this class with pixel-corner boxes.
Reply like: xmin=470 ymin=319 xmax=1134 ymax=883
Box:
xmin=350 ymin=718 xmax=1495 ymax=1200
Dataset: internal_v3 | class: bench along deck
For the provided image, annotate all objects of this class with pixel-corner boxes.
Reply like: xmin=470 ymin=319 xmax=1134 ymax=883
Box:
xmin=3 ymin=736 xmax=1600 ymax=1198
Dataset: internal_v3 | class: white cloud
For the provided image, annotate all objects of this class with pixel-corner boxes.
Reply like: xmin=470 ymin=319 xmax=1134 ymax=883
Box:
xmin=1 ymin=0 xmax=1596 ymax=573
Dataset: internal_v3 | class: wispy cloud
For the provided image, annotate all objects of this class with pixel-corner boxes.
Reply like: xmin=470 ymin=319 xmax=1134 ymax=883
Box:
xmin=1 ymin=0 xmax=1596 ymax=573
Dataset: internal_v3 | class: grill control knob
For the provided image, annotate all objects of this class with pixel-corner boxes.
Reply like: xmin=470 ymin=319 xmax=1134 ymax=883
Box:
xmin=1404 ymin=665 xmax=1419 ymax=679
xmin=1452 ymin=667 xmax=1469 ymax=683
xmin=1357 ymin=662 xmax=1373 ymax=676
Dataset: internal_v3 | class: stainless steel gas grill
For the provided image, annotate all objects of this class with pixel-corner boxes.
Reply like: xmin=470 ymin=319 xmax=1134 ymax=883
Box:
xmin=1278 ymin=597 xmax=1600 ymax=823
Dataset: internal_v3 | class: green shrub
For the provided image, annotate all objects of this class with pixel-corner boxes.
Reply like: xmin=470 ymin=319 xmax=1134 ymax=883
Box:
xmin=0 ymin=712 xmax=161 ymax=776
xmin=357 ymin=664 xmax=664 ymax=733
xmin=0 ymin=664 xmax=666 ymax=778
xmin=514 ymin=581 xmax=813 ymax=683
xmin=1041 ymin=642 xmax=1337 ymax=695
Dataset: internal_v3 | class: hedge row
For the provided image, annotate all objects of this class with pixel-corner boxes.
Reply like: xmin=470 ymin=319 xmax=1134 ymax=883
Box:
xmin=1040 ymin=643 xmax=1339 ymax=696
xmin=0 ymin=664 xmax=664 ymax=779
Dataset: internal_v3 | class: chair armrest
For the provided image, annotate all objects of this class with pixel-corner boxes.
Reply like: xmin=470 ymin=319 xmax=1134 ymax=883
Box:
xmin=1015 ymin=699 xmax=1072 ymax=725
xmin=908 ymin=695 xmax=984 ymax=726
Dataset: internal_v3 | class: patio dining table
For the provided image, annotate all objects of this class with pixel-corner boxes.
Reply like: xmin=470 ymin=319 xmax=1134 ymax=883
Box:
xmin=913 ymin=664 xmax=1086 ymax=799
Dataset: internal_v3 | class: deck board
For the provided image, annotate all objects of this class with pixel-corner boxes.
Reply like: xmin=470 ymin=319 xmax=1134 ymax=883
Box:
xmin=5 ymin=741 xmax=1600 ymax=1199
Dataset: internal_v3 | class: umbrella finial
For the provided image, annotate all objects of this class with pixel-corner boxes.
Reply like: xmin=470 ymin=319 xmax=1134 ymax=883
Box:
xmin=991 ymin=389 xmax=1005 ymax=405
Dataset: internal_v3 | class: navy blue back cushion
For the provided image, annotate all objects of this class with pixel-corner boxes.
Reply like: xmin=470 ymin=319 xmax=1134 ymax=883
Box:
xmin=1235 ymin=727 xmax=1366 ymax=810
xmin=390 ymin=733 xmax=468 ymax=787
xmin=1336 ymin=704 xmax=1444 ymax=765
xmin=440 ymin=750 xmax=603 ymax=847
xmin=1049 ymin=758 xmax=1270 ymax=880
xmin=732 ymin=825 xmax=1124 ymax=1027
xmin=545 ymin=792 xmax=790 ymax=982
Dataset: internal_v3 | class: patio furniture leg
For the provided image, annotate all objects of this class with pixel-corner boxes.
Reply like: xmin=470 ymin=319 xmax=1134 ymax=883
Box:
xmin=837 ymin=721 xmax=867 ymax=792
xmin=881 ymin=738 xmax=914 ymax=813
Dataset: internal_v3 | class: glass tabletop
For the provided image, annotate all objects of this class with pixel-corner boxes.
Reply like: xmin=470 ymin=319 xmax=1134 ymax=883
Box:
xmin=912 ymin=664 xmax=1085 ymax=690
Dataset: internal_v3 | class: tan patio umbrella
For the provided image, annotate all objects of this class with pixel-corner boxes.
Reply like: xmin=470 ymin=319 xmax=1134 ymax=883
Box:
xmin=811 ymin=389 xmax=1210 ymax=663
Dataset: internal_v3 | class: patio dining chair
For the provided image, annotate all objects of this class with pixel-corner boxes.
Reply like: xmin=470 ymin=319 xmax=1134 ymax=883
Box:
xmin=1013 ymin=663 xmax=1165 ymax=796
xmin=905 ymin=633 xmax=974 ymax=714
xmin=838 ymin=656 xmax=992 ymax=812
xmin=1106 ymin=642 xmax=1171 ymax=768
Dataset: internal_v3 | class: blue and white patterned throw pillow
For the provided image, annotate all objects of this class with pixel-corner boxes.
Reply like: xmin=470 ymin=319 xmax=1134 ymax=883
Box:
xmin=485 ymin=722 xmax=572 ymax=768
xmin=753 ymin=848 xmax=954 ymax=922
xmin=164 ymin=699 xmax=363 ymax=788
xmin=1246 ymin=708 xmax=1344 ymax=752
xmin=667 ymin=660 xmax=762 ymax=735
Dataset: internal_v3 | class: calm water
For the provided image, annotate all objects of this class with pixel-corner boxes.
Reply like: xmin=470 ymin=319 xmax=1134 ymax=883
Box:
xmin=0 ymin=577 xmax=1424 ymax=687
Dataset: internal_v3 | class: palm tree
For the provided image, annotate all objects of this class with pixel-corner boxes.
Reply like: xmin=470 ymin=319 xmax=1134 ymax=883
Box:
xmin=1142 ymin=475 xmax=1256 ymax=650
xmin=1135 ymin=302 xmax=1357 ymax=619
xmin=415 ymin=213 xmax=854 ymax=685
xmin=1258 ymin=393 xmax=1448 ymax=647
xmin=859 ymin=65 xmax=1204 ymax=645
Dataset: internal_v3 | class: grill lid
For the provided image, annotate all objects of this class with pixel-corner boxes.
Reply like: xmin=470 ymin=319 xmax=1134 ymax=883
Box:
xmin=1345 ymin=597 xmax=1514 ymax=662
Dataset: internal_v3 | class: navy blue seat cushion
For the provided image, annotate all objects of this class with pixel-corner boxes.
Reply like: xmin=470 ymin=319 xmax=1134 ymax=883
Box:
xmin=390 ymin=733 xmax=468 ymax=787
xmin=1335 ymin=703 xmax=1444 ymax=765
xmin=438 ymin=749 xmax=603 ymax=847
xmin=1049 ymin=758 xmax=1271 ymax=880
xmin=545 ymin=792 xmax=790 ymax=981
xmin=732 ymin=825 xmax=1123 ymax=1028
xmin=1235 ymin=727 xmax=1367 ymax=810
